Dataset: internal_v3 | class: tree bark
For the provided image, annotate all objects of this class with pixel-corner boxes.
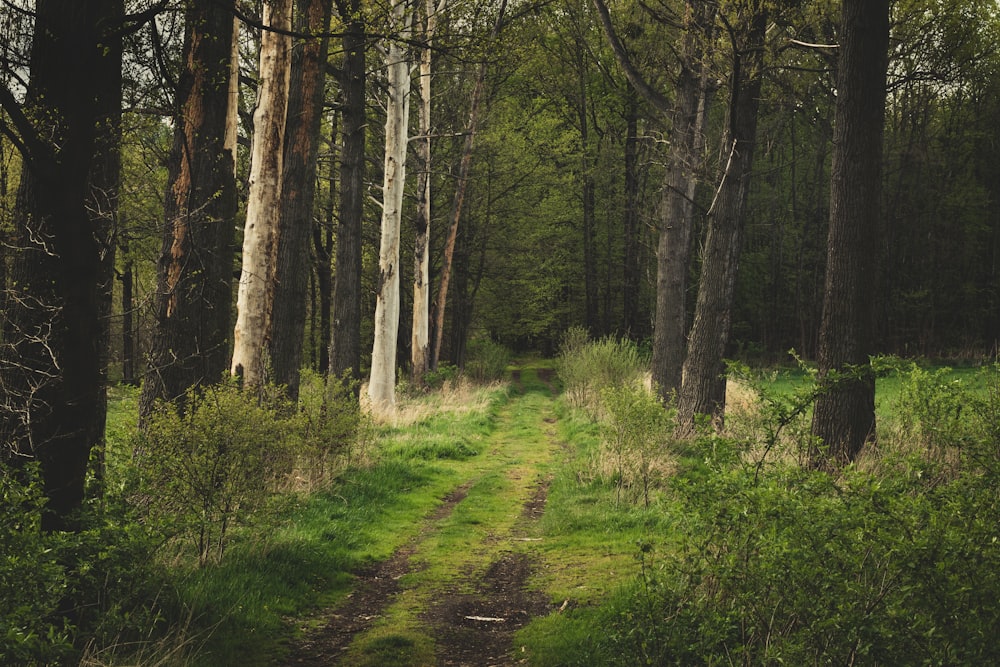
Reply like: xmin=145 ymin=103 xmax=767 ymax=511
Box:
xmin=269 ymin=0 xmax=334 ymax=400
xmin=329 ymin=0 xmax=366 ymax=389
xmin=139 ymin=0 xmax=239 ymax=421
xmin=810 ymin=0 xmax=889 ymax=465
xmin=622 ymin=88 xmax=641 ymax=338
xmin=678 ymin=4 xmax=766 ymax=430
xmin=233 ymin=0 xmax=293 ymax=390
xmin=649 ymin=1 xmax=716 ymax=403
xmin=0 ymin=0 xmax=121 ymax=529
xmin=368 ymin=0 xmax=414 ymax=413
xmin=412 ymin=0 xmax=445 ymax=382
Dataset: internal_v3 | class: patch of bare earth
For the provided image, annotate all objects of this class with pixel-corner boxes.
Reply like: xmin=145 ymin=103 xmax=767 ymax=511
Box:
xmin=422 ymin=477 xmax=554 ymax=667
xmin=280 ymin=484 xmax=471 ymax=666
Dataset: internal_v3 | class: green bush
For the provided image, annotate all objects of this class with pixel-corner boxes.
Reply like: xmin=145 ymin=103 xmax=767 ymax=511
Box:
xmin=599 ymin=384 xmax=670 ymax=506
xmin=0 ymin=463 xmax=170 ymax=666
xmin=134 ymin=378 xmax=293 ymax=566
xmin=556 ymin=328 xmax=646 ymax=418
xmin=589 ymin=364 xmax=1000 ymax=665
xmin=464 ymin=337 xmax=512 ymax=383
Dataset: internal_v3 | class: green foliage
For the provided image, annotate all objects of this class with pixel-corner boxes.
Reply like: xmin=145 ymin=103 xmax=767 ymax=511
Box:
xmin=463 ymin=337 xmax=512 ymax=383
xmin=599 ymin=384 xmax=671 ymax=506
xmin=584 ymin=363 xmax=1000 ymax=665
xmin=423 ymin=363 xmax=459 ymax=390
xmin=556 ymin=327 xmax=647 ymax=417
xmin=292 ymin=370 xmax=371 ymax=481
xmin=134 ymin=378 xmax=294 ymax=566
xmin=0 ymin=463 xmax=171 ymax=666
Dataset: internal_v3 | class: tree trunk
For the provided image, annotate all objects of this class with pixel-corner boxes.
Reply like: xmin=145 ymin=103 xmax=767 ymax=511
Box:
xmin=810 ymin=0 xmax=889 ymax=465
xmin=269 ymin=0 xmax=334 ymax=400
xmin=412 ymin=0 xmax=445 ymax=382
xmin=431 ymin=0 xmax=507 ymax=370
xmin=139 ymin=0 xmax=239 ymax=421
xmin=233 ymin=0 xmax=293 ymax=390
xmin=369 ymin=0 xmax=414 ymax=413
xmin=0 ymin=0 xmax=121 ymax=529
xmin=330 ymin=0 xmax=366 ymax=389
xmin=678 ymin=5 xmax=766 ymax=430
xmin=622 ymin=88 xmax=641 ymax=338
xmin=649 ymin=0 xmax=716 ymax=403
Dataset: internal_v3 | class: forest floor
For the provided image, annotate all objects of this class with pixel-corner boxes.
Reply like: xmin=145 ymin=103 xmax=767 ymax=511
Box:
xmin=279 ymin=368 xmax=564 ymax=667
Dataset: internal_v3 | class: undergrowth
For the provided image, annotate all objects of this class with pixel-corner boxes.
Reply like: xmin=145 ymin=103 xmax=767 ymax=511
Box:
xmin=522 ymin=355 xmax=1000 ymax=666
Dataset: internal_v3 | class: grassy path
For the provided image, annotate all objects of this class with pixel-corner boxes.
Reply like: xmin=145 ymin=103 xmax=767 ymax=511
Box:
xmin=281 ymin=365 xmax=565 ymax=666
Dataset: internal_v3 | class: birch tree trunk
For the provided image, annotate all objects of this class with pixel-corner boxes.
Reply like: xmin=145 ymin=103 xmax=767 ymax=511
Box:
xmin=369 ymin=0 xmax=414 ymax=412
xmin=412 ymin=0 xmax=445 ymax=383
xmin=232 ymin=0 xmax=293 ymax=389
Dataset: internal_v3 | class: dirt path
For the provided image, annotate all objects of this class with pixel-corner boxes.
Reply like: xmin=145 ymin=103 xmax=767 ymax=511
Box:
xmin=281 ymin=370 xmax=560 ymax=666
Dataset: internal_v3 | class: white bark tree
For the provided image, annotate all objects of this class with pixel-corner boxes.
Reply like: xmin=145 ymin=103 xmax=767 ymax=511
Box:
xmin=369 ymin=0 xmax=415 ymax=413
xmin=411 ymin=0 xmax=446 ymax=383
xmin=232 ymin=0 xmax=293 ymax=389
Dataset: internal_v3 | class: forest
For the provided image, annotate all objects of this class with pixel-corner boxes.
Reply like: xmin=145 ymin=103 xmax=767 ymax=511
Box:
xmin=1 ymin=0 xmax=1000 ymax=664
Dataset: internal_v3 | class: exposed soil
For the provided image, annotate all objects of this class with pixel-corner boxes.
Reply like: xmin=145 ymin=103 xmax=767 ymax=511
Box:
xmin=423 ymin=476 xmax=554 ymax=666
xmin=280 ymin=484 xmax=471 ymax=666
xmin=280 ymin=375 xmax=559 ymax=667
xmin=280 ymin=477 xmax=554 ymax=667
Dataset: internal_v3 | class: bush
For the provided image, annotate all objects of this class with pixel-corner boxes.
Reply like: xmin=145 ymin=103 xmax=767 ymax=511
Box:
xmin=590 ymin=363 xmax=1000 ymax=665
xmin=134 ymin=378 xmax=293 ymax=566
xmin=0 ymin=463 xmax=169 ymax=665
xmin=556 ymin=328 xmax=646 ymax=418
xmin=599 ymin=384 xmax=671 ymax=506
xmin=464 ymin=337 xmax=512 ymax=384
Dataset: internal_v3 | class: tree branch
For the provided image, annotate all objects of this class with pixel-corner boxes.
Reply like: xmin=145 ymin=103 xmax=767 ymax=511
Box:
xmin=591 ymin=0 xmax=671 ymax=113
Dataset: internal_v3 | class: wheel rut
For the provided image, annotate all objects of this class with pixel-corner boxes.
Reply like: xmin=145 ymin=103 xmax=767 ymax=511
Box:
xmin=280 ymin=372 xmax=559 ymax=666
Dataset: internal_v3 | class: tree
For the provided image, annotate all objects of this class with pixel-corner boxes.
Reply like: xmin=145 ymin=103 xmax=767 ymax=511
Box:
xmin=329 ymin=0 xmax=367 ymax=389
xmin=411 ymin=0 xmax=446 ymax=382
xmin=270 ymin=0 xmax=335 ymax=400
xmin=232 ymin=0 xmax=293 ymax=390
xmin=678 ymin=2 xmax=767 ymax=429
xmin=0 ymin=0 xmax=123 ymax=528
xmin=593 ymin=0 xmax=716 ymax=402
xmin=810 ymin=0 xmax=889 ymax=465
xmin=368 ymin=0 xmax=414 ymax=412
xmin=431 ymin=0 xmax=508 ymax=370
xmin=139 ymin=0 xmax=239 ymax=421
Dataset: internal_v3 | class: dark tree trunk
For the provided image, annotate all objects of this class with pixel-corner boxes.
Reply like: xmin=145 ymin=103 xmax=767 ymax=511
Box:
xmin=678 ymin=5 xmax=766 ymax=430
xmin=650 ymin=0 xmax=715 ymax=403
xmin=270 ymin=0 xmax=334 ymax=400
xmin=329 ymin=0 xmax=366 ymax=389
xmin=810 ymin=0 xmax=889 ymax=465
xmin=121 ymin=251 xmax=137 ymax=386
xmin=0 ymin=0 xmax=122 ymax=529
xmin=139 ymin=0 xmax=238 ymax=421
xmin=622 ymin=89 xmax=641 ymax=338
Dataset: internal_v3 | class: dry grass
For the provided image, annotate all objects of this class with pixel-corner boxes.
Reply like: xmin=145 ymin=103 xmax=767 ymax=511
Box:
xmin=362 ymin=378 xmax=508 ymax=428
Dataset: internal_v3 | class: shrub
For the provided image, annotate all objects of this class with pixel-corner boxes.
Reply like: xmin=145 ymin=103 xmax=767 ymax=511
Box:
xmin=134 ymin=378 xmax=293 ymax=566
xmin=464 ymin=337 xmax=512 ymax=384
xmin=1 ymin=463 xmax=170 ymax=665
xmin=599 ymin=384 xmax=671 ymax=506
xmin=590 ymin=362 xmax=1000 ymax=666
xmin=556 ymin=328 xmax=646 ymax=418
